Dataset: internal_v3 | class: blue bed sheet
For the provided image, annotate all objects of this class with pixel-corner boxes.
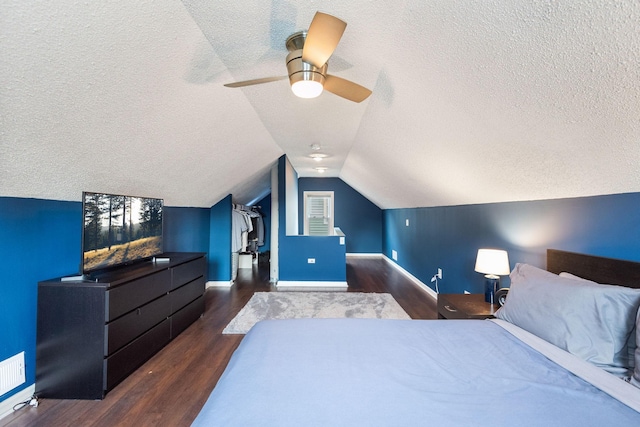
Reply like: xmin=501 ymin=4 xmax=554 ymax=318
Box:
xmin=192 ymin=318 xmax=640 ymax=426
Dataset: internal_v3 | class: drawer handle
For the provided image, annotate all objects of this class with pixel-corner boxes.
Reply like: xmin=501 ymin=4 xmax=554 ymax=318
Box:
xmin=444 ymin=305 xmax=457 ymax=312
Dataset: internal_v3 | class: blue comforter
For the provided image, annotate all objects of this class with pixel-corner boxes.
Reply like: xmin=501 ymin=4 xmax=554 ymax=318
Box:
xmin=192 ymin=318 xmax=640 ymax=426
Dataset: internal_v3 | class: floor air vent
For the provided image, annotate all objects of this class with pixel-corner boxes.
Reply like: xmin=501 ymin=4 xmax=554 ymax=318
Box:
xmin=0 ymin=352 xmax=25 ymax=396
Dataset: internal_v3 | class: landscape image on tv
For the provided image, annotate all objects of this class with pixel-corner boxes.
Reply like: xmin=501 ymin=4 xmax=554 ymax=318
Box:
xmin=82 ymin=192 xmax=163 ymax=273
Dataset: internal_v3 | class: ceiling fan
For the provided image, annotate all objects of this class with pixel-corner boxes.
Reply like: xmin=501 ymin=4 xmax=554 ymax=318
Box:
xmin=224 ymin=12 xmax=372 ymax=103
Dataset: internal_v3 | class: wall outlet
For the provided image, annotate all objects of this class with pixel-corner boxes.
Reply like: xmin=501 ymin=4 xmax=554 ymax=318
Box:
xmin=405 ymin=219 xmax=409 ymax=226
xmin=392 ymin=250 xmax=398 ymax=261
xmin=307 ymin=258 xmax=316 ymax=264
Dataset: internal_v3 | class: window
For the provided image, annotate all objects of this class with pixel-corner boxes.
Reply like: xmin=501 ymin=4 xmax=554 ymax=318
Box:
xmin=303 ymin=191 xmax=334 ymax=236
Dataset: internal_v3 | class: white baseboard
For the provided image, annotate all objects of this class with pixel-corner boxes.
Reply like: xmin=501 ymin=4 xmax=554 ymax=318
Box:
xmin=346 ymin=253 xmax=383 ymax=258
xmin=0 ymin=384 xmax=35 ymax=421
xmin=382 ymin=255 xmax=437 ymax=300
xmin=206 ymin=280 xmax=234 ymax=288
xmin=276 ymin=281 xmax=348 ymax=291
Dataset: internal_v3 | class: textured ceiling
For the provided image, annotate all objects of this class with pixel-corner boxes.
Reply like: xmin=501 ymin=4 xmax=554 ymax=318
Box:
xmin=2 ymin=0 xmax=639 ymax=208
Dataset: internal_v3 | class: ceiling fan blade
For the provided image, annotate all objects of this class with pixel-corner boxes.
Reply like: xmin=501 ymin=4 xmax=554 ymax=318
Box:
xmin=224 ymin=76 xmax=287 ymax=88
xmin=324 ymin=75 xmax=372 ymax=103
xmin=302 ymin=12 xmax=347 ymax=68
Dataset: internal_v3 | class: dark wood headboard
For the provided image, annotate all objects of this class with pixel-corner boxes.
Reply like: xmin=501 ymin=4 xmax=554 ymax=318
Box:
xmin=547 ymin=249 xmax=640 ymax=289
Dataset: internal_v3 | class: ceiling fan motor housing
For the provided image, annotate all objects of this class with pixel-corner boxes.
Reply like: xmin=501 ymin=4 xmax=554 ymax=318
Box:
xmin=286 ymin=49 xmax=327 ymax=87
xmin=285 ymin=31 xmax=328 ymax=89
xmin=285 ymin=30 xmax=307 ymax=52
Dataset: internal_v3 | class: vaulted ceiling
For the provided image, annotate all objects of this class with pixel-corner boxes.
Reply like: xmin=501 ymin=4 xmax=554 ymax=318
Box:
xmin=2 ymin=1 xmax=639 ymax=209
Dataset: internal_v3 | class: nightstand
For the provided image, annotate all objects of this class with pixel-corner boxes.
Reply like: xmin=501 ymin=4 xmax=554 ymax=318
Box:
xmin=437 ymin=294 xmax=497 ymax=319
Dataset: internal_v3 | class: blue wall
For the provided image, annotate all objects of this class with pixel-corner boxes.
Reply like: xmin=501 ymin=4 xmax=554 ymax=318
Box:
xmin=278 ymin=157 xmax=346 ymax=282
xmin=208 ymin=195 xmax=232 ymax=281
xmin=164 ymin=206 xmax=210 ymax=253
xmin=383 ymin=192 xmax=640 ymax=295
xmin=279 ymin=235 xmax=346 ymax=281
xmin=298 ymin=178 xmax=382 ymax=254
xmin=0 ymin=197 xmax=212 ymax=403
xmin=0 ymin=198 xmax=81 ymax=401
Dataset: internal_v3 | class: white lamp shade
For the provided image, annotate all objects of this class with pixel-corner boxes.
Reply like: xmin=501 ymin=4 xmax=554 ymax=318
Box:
xmin=291 ymin=80 xmax=323 ymax=98
xmin=474 ymin=249 xmax=510 ymax=276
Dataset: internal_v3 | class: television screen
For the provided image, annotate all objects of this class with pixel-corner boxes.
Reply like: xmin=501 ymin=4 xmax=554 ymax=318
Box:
xmin=82 ymin=192 xmax=163 ymax=273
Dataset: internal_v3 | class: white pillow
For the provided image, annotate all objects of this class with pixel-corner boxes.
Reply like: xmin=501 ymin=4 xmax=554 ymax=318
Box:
xmin=559 ymin=271 xmax=639 ymax=374
xmin=495 ymin=263 xmax=640 ymax=376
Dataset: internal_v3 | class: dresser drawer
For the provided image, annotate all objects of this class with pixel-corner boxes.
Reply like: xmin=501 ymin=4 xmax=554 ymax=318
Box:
xmin=104 ymin=294 xmax=171 ymax=356
xmin=104 ymin=319 xmax=170 ymax=391
xmin=106 ymin=269 xmax=171 ymax=321
xmin=171 ymin=296 xmax=204 ymax=338
xmin=171 ymin=256 xmax=206 ymax=290
xmin=170 ymin=277 xmax=205 ymax=313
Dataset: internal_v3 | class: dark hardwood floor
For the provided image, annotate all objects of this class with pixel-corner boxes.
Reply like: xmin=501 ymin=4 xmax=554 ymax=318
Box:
xmin=1 ymin=257 xmax=436 ymax=427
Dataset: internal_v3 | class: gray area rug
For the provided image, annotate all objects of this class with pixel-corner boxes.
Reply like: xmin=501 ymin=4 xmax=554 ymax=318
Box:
xmin=223 ymin=292 xmax=411 ymax=334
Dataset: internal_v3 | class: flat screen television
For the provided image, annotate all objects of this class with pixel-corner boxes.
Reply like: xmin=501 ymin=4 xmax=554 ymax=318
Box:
xmin=82 ymin=191 xmax=164 ymax=274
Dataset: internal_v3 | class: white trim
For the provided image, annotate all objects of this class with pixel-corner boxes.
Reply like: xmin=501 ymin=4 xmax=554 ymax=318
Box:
xmin=270 ymin=164 xmax=279 ymax=283
xmin=206 ymin=280 xmax=234 ymax=288
xmin=382 ymin=255 xmax=437 ymax=300
xmin=346 ymin=253 xmax=383 ymax=258
xmin=0 ymin=384 xmax=35 ymax=421
xmin=276 ymin=281 xmax=348 ymax=290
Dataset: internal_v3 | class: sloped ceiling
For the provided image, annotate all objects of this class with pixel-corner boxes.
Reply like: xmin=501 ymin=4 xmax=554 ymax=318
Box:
xmin=2 ymin=0 xmax=639 ymax=209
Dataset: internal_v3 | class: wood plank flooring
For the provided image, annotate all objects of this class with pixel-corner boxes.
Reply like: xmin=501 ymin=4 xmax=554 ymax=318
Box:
xmin=1 ymin=257 xmax=437 ymax=427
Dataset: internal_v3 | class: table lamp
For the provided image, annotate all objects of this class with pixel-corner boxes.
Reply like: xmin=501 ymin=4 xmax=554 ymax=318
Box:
xmin=474 ymin=249 xmax=510 ymax=304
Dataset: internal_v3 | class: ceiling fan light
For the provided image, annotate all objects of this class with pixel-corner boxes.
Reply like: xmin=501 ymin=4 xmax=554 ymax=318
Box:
xmin=291 ymin=80 xmax=323 ymax=98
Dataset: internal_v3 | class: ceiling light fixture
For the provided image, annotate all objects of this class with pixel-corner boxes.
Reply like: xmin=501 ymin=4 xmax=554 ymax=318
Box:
xmin=310 ymin=153 xmax=328 ymax=162
xmin=287 ymin=48 xmax=326 ymax=99
xmin=315 ymin=167 xmax=327 ymax=173
xmin=224 ymin=14 xmax=372 ymax=103
xmin=291 ymin=79 xmax=324 ymax=99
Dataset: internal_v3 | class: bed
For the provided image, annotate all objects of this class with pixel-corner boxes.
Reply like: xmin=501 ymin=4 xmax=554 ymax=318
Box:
xmin=192 ymin=250 xmax=640 ymax=426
